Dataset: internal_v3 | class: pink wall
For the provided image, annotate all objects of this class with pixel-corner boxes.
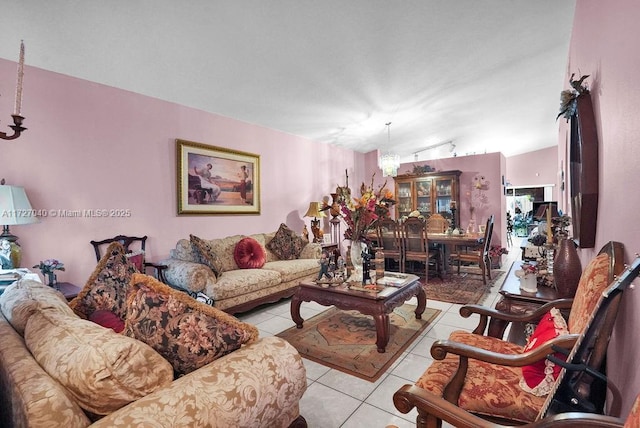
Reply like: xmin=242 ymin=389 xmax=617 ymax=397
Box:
xmin=506 ymin=146 xmax=560 ymax=206
xmin=0 ymin=60 xmax=364 ymax=285
xmin=566 ymin=0 xmax=640 ymax=417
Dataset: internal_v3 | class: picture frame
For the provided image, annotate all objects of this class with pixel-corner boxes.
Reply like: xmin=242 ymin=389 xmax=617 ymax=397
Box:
xmin=177 ymin=139 xmax=260 ymax=215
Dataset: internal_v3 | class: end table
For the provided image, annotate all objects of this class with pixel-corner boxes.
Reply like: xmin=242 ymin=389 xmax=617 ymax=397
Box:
xmin=56 ymin=282 xmax=82 ymax=301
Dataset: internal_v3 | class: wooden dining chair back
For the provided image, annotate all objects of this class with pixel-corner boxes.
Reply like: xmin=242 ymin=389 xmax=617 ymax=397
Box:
xmin=376 ymin=218 xmax=404 ymax=272
xmin=90 ymin=235 xmax=167 ymax=283
xmin=426 ymin=213 xmax=449 ymax=233
xmin=402 ymin=217 xmax=440 ymax=280
xmin=450 ymin=215 xmax=494 ymax=284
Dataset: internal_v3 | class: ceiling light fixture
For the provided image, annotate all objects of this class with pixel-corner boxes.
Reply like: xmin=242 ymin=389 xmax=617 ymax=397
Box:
xmin=413 ymin=140 xmax=456 ymax=160
xmin=378 ymin=122 xmax=400 ymax=177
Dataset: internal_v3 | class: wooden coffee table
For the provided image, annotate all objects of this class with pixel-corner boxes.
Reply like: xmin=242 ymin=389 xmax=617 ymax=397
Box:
xmin=291 ymin=273 xmax=425 ymax=353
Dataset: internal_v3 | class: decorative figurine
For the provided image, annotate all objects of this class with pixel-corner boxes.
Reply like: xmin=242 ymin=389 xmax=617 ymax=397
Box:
xmin=317 ymin=250 xmax=330 ymax=280
xmin=361 ymin=247 xmax=373 ymax=285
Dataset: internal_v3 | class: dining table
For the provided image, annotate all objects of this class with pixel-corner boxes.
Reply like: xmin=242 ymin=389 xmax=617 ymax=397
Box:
xmin=427 ymin=232 xmax=484 ymax=275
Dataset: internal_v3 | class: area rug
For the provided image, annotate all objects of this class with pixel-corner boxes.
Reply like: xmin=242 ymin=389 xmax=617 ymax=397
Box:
xmin=423 ymin=268 xmax=505 ymax=305
xmin=277 ymin=304 xmax=440 ymax=382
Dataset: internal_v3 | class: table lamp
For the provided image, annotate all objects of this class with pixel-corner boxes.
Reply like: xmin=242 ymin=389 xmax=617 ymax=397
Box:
xmin=304 ymin=202 xmax=326 ymax=243
xmin=0 ymin=180 xmax=38 ymax=268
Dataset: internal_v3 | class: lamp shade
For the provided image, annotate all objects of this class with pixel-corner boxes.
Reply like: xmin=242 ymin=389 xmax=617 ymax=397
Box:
xmin=0 ymin=184 xmax=38 ymax=226
xmin=304 ymin=202 xmax=326 ymax=219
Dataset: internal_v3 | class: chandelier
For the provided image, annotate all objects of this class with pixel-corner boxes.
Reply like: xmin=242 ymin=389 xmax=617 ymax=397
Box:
xmin=378 ymin=122 xmax=400 ymax=177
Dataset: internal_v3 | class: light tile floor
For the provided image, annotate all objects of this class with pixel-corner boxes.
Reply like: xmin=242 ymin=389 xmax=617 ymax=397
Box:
xmin=237 ymin=250 xmax=519 ymax=428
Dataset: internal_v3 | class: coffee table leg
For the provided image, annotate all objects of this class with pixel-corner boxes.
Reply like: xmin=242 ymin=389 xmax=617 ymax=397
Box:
xmin=374 ymin=313 xmax=390 ymax=353
xmin=291 ymin=295 xmax=304 ymax=328
xmin=414 ymin=285 xmax=427 ymax=319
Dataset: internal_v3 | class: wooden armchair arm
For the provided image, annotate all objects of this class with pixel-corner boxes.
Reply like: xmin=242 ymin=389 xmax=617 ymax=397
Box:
xmin=144 ymin=262 xmax=168 ymax=283
xmin=393 ymin=384 xmax=624 ymax=428
xmin=431 ymin=334 xmax=579 ymax=366
xmin=460 ymin=299 xmax=574 ymax=336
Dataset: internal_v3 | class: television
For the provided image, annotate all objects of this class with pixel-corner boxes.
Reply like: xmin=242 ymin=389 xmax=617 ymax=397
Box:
xmin=532 ymin=201 xmax=558 ymax=220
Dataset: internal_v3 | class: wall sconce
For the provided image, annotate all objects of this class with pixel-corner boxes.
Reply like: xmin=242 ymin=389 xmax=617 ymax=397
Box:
xmin=0 ymin=179 xmax=38 ymax=267
xmin=304 ymin=202 xmax=326 ymax=243
xmin=1 ymin=41 xmax=27 ymax=141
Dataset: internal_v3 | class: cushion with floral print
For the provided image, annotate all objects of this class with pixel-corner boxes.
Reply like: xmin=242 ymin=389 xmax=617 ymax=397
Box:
xmin=519 ymin=308 xmax=569 ymax=396
xmin=190 ymin=234 xmax=223 ymax=276
xmin=266 ymin=223 xmax=305 ymax=261
xmin=69 ymin=242 xmax=137 ymax=321
xmin=234 ymin=237 xmax=266 ymax=269
xmin=123 ymin=273 xmax=259 ymax=376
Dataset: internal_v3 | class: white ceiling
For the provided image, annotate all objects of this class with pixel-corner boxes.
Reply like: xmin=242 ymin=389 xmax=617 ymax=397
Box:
xmin=1 ymin=1 xmax=575 ymax=162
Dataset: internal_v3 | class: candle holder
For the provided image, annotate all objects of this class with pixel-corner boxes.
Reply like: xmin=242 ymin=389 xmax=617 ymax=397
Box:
xmin=0 ymin=115 xmax=26 ymax=141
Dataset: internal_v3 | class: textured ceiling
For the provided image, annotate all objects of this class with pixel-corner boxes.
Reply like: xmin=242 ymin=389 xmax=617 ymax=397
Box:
xmin=0 ymin=1 xmax=575 ymax=162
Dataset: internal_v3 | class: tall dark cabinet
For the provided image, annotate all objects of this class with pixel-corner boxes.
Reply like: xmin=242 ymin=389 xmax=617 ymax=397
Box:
xmin=393 ymin=170 xmax=461 ymax=225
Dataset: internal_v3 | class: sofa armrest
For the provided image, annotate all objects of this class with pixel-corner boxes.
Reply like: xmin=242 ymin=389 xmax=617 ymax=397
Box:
xmin=160 ymin=258 xmax=216 ymax=293
xmin=91 ymin=337 xmax=307 ymax=428
xmin=299 ymin=242 xmax=322 ymax=259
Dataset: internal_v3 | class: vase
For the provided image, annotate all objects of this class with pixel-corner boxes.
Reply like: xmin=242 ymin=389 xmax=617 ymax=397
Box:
xmin=349 ymin=240 xmax=367 ymax=282
xmin=553 ymin=237 xmax=582 ymax=298
xmin=46 ymin=272 xmax=57 ymax=287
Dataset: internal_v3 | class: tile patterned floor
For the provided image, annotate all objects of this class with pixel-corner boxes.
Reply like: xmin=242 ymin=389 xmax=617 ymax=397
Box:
xmin=237 ymin=251 xmax=519 ymax=428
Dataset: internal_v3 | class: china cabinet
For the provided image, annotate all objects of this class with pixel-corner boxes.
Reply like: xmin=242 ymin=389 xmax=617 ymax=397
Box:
xmin=393 ymin=170 xmax=461 ymax=225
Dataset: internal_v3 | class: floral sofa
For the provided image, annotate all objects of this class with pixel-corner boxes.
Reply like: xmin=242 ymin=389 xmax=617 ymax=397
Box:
xmin=162 ymin=224 xmax=322 ymax=313
xmin=0 ymin=245 xmax=308 ymax=428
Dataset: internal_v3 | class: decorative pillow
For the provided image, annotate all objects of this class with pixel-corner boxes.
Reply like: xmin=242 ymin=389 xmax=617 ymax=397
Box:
xmin=234 ymin=237 xmax=266 ymax=269
xmin=24 ymin=309 xmax=173 ymax=415
xmin=0 ymin=279 xmax=76 ymax=336
xmin=89 ymin=309 xmax=125 ymax=333
xmin=520 ymin=308 xmax=569 ymax=396
xmin=266 ymin=223 xmax=305 ymax=260
xmin=567 ymin=252 xmax=610 ymax=334
xmin=69 ymin=242 xmax=137 ymax=320
xmin=190 ymin=234 xmax=223 ymax=276
xmin=123 ymin=273 xmax=259 ymax=377
xmin=125 ymin=250 xmax=144 ymax=272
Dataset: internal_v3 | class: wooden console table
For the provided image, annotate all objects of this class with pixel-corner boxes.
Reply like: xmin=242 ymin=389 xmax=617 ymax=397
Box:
xmin=291 ymin=273 xmax=424 ymax=353
xmin=489 ymin=261 xmax=559 ymax=344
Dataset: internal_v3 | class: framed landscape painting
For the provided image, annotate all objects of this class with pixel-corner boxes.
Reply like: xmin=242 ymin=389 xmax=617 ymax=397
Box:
xmin=177 ymin=139 xmax=260 ymax=215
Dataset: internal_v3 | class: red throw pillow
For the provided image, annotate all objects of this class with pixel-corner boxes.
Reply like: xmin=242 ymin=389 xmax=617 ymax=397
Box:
xmin=234 ymin=237 xmax=266 ymax=269
xmin=89 ymin=309 xmax=125 ymax=333
xmin=520 ymin=308 xmax=568 ymax=396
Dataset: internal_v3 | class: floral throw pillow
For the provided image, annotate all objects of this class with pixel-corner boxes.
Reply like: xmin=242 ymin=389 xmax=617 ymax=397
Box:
xmin=266 ymin=223 xmax=305 ymax=260
xmin=69 ymin=242 xmax=137 ymax=321
xmin=190 ymin=234 xmax=223 ymax=276
xmin=123 ymin=273 xmax=259 ymax=377
xmin=520 ymin=308 xmax=569 ymax=396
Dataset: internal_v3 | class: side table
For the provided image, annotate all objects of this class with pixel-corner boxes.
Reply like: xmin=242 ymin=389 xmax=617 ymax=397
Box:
xmin=489 ymin=260 xmax=559 ymax=344
xmin=56 ymin=282 xmax=82 ymax=301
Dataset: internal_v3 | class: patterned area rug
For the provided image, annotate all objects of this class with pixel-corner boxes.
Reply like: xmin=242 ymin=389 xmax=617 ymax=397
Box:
xmin=277 ymin=304 xmax=440 ymax=382
xmin=423 ymin=268 xmax=505 ymax=305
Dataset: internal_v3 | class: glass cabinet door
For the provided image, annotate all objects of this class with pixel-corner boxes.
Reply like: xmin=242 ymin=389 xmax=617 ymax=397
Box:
xmin=415 ymin=178 xmax=432 ymax=216
xmin=435 ymin=178 xmax=453 ymax=215
xmin=396 ymin=181 xmax=413 ymax=218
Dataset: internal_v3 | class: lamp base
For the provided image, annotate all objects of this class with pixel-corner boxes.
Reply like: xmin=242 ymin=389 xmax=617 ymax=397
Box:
xmin=0 ymin=238 xmax=21 ymax=268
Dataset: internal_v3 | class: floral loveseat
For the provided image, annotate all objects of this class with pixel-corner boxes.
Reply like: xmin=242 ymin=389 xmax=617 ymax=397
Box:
xmin=162 ymin=224 xmax=322 ymax=313
xmin=0 ymin=244 xmax=308 ymax=428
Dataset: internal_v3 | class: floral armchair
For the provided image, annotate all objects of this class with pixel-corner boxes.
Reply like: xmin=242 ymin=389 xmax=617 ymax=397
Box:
xmin=393 ymin=241 xmax=625 ymax=427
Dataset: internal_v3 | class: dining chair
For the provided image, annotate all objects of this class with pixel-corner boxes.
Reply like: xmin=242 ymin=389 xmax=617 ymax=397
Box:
xmin=449 ymin=215 xmax=494 ymax=284
xmin=426 ymin=213 xmax=449 ymax=233
xmin=402 ymin=217 xmax=441 ymax=280
xmin=376 ymin=218 xmax=404 ymax=272
xmin=90 ymin=235 xmax=167 ymax=283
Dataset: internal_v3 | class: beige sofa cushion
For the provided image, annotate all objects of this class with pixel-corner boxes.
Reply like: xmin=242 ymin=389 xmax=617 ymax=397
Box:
xmin=24 ymin=308 xmax=173 ymax=415
xmin=0 ymin=279 xmax=75 ymax=336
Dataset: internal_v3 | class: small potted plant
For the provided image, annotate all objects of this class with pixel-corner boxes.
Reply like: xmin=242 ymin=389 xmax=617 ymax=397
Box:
xmin=33 ymin=259 xmax=65 ymax=288
xmin=488 ymin=245 xmax=508 ymax=269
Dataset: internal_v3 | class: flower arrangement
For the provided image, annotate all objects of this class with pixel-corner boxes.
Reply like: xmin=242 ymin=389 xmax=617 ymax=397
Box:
xmin=520 ymin=262 xmax=538 ymax=276
xmin=489 ymin=245 xmax=508 ymax=259
xmin=33 ymin=259 xmax=65 ymax=275
xmin=552 ymin=214 xmax=572 ymax=237
xmin=341 ymin=175 xmax=394 ymax=243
